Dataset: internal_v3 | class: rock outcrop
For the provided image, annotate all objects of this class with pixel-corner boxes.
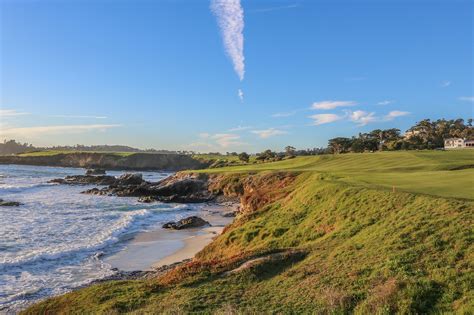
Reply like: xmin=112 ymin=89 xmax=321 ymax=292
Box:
xmin=85 ymin=168 xmax=106 ymax=175
xmin=207 ymin=172 xmax=297 ymax=214
xmin=51 ymin=171 xmax=296 ymax=217
xmin=115 ymin=173 xmax=144 ymax=186
xmin=83 ymin=173 xmax=215 ymax=203
xmin=49 ymin=175 xmax=117 ymax=186
xmin=162 ymin=216 xmax=210 ymax=230
xmin=0 ymin=199 xmax=22 ymax=206
xmin=50 ymin=173 xmax=146 ymax=188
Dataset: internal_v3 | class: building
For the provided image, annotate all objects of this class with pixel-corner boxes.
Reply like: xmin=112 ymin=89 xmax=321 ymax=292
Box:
xmin=444 ymin=138 xmax=474 ymax=149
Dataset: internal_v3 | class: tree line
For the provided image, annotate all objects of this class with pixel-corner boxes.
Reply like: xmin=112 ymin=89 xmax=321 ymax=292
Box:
xmin=245 ymin=118 xmax=473 ymax=162
xmin=327 ymin=118 xmax=473 ymax=153
xmin=2 ymin=118 xmax=471 ymax=157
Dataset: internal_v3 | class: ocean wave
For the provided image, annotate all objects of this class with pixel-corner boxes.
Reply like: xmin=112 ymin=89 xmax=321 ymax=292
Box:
xmin=0 ymin=165 xmax=177 ymax=311
xmin=0 ymin=182 xmax=55 ymax=192
xmin=0 ymin=209 xmax=152 ymax=269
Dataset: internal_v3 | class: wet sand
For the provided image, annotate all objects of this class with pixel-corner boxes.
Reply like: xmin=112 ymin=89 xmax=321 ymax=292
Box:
xmin=104 ymin=203 xmax=237 ymax=271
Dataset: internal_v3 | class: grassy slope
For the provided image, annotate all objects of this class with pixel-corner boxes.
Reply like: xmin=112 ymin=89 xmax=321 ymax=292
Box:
xmin=23 ymin=151 xmax=474 ymax=314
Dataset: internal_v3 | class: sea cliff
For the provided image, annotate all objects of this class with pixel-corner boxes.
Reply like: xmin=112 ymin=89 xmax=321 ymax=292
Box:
xmin=0 ymin=152 xmax=207 ymax=171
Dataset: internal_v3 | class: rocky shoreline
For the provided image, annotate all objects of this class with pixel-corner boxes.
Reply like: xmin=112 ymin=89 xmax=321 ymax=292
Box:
xmin=45 ymin=169 xmax=245 ymax=291
xmin=45 ymin=170 xmax=297 ymax=281
xmin=49 ymin=170 xmax=296 ymax=215
xmin=50 ymin=172 xmax=223 ymax=204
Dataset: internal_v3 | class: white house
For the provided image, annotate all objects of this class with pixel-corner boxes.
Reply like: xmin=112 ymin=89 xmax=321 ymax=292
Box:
xmin=444 ymin=138 xmax=474 ymax=149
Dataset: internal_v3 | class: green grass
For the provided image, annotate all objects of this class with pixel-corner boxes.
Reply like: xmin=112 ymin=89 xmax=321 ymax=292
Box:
xmin=193 ymin=154 xmax=257 ymax=164
xmin=197 ymin=150 xmax=474 ymax=199
xmin=193 ymin=154 xmax=242 ymax=161
xmin=23 ymin=151 xmax=474 ymax=314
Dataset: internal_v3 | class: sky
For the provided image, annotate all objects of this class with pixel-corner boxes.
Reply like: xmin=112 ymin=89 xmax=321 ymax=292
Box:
xmin=1 ymin=0 xmax=473 ymax=153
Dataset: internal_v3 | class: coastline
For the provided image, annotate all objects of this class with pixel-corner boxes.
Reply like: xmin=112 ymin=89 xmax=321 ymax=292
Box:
xmin=0 ymin=152 xmax=208 ymax=171
xmin=104 ymin=202 xmax=237 ymax=273
xmin=152 ymin=225 xmax=225 ymax=268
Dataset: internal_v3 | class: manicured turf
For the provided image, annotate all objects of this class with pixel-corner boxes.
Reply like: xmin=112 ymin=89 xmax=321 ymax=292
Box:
xmin=198 ymin=150 xmax=474 ymax=199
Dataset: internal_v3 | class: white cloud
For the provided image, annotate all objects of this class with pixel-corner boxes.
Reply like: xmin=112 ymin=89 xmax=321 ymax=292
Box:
xmin=272 ymin=111 xmax=296 ymax=118
xmin=311 ymin=100 xmax=357 ymax=110
xmin=441 ymin=80 xmax=451 ymax=87
xmin=459 ymin=96 xmax=474 ymax=102
xmin=308 ymin=114 xmax=342 ymax=125
xmin=212 ymin=133 xmax=244 ymax=148
xmin=348 ymin=110 xmax=376 ymax=126
xmin=0 ymin=124 xmax=120 ymax=138
xmin=191 ymin=132 xmax=246 ymax=150
xmin=251 ymin=4 xmax=299 ymax=13
xmin=309 ymin=109 xmax=409 ymax=127
xmin=347 ymin=110 xmax=408 ymax=126
xmin=384 ymin=110 xmax=410 ymax=120
xmin=185 ymin=132 xmax=246 ymax=151
xmin=211 ymin=0 xmax=245 ymax=81
xmin=238 ymin=89 xmax=244 ymax=102
xmin=251 ymin=128 xmax=288 ymax=139
xmin=0 ymin=109 xmax=30 ymax=117
xmin=186 ymin=142 xmax=216 ymax=150
xmin=228 ymin=125 xmax=252 ymax=132
xmin=50 ymin=115 xmax=108 ymax=119
xmin=377 ymin=100 xmax=394 ymax=106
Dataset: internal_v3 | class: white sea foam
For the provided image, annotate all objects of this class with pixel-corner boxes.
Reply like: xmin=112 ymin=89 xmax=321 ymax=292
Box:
xmin=0 ymin=165 xmax=196 ymax=312
xmin=0 ymin=209 xmax=152 ymax=268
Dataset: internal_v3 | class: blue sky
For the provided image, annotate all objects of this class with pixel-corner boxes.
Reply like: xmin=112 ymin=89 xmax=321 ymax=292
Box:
xmin=1 ymin=0 xmax=472 ymax=152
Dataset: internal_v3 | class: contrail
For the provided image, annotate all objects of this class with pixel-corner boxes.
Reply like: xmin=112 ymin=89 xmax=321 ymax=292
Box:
xmin=238 ymin=89 xmax=244 ymax=102
xmin=211 ymin=0 xmax=245 ymax=81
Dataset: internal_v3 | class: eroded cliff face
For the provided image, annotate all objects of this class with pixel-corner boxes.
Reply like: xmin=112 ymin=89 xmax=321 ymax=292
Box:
xmin=205 ymin=172 xmax=297 ymax=213
xmin=154 ymin=171 xmax=297 ymax=213
xmin=0 ymin=153 xmax=207 ymax=171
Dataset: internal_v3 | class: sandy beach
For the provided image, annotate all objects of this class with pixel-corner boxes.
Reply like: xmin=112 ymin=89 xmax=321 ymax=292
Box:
xmin=104 ymin=203 xmax=237 ymax=271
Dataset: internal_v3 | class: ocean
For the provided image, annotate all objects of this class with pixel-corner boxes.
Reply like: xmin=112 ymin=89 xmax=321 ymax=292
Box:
xmin=0 ymin=164 xmax=203 ymax=312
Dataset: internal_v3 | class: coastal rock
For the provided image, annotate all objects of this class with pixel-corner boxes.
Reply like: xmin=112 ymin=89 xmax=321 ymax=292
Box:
xmin=85 ymin=168 xmax=106 ymax=175
xmin=52 ymin=172 xmax=146 ymax=191
xmin=83 ymin=184 xmax=151 ymax=197
xmin=82 ymin=187 xmax=110 ymax=196
xmin=116 ymin=173 xmax=143 ymax=186
xmin=137 ymin=196 xmax=157 ymax=203
xmin=84 ymin=173 xmax=216 ymax=203
xmin=0 ymin=199 xmax=22 ymax=207
xmin=146 ymin=174 xmax=215 ymax=203
xmin=49 ymin=175 xmax=117 ymax=186
xmin=154 ymin=193 xmax=214 ymax=203
xmin=222 ymin=211 xmax=237 ymax=217
xmin=162 ymin=216 xmax=210 ymax=230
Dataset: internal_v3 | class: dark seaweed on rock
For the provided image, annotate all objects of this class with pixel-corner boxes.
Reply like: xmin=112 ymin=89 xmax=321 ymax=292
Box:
xmin=162 ymin=216 xmax=210 ymax=230
xmin=0 ymin=199 xmax=22 ymax=207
